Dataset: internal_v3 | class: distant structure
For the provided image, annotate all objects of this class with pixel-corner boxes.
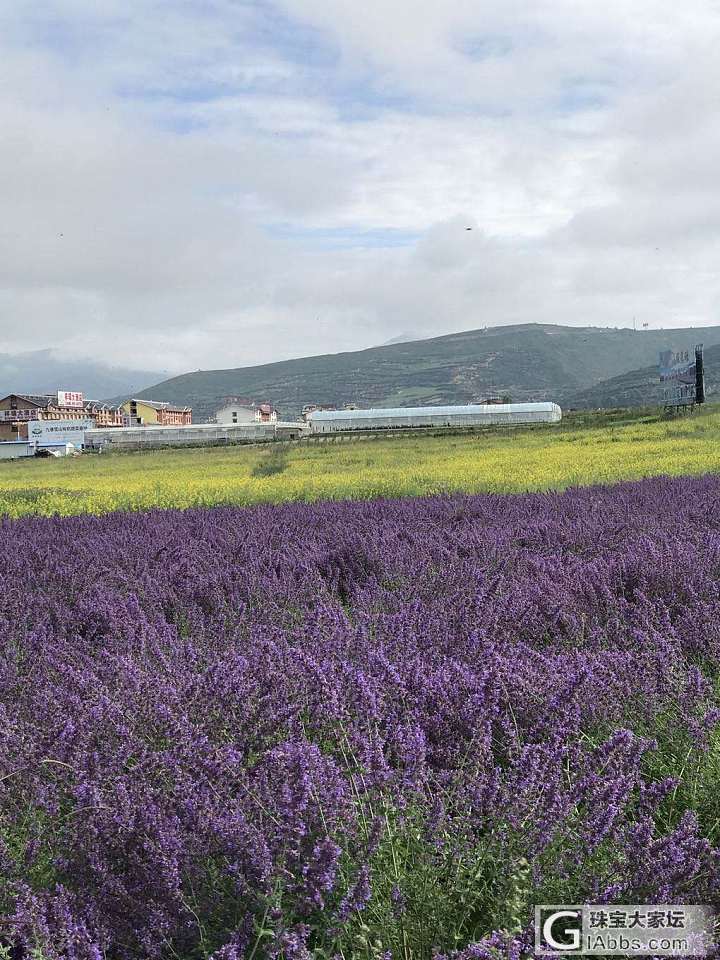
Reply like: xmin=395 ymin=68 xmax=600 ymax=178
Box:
xmin=0 ymin=391 xmax=123 ymax=442
xmin=256 ymin=403 xmax=277 ymax=423
xmin=87 ymin=403 xmax=123 ymax=427
xmin=214 ymin=399 xmax=277 ymax=425
xmin=120 ymin=399 xmax=192 ymax=426
xmin=307 ymin=402 xmax=562 ymax=434
xmin=658 ymin=344 xmax=705 ymax=410
xmin=301 ymin=403 xmax=336 ymax=422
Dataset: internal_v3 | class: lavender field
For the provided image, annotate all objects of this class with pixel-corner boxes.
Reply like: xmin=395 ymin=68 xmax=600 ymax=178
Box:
xmin=1 ymin=475 xmax=720 ymax=959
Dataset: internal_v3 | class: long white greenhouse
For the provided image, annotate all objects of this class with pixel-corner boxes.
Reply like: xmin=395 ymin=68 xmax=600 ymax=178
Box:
xmin=307 ymin=402 xmax=562 ymax=434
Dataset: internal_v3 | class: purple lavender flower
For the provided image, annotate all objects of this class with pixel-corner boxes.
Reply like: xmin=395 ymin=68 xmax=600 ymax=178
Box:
xmin=0 ymin=475 xmax=719 ymax=956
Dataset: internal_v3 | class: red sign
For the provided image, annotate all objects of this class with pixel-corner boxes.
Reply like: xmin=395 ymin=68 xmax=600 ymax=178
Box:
xmin=57 ymin=391 xmax=84 ymax=409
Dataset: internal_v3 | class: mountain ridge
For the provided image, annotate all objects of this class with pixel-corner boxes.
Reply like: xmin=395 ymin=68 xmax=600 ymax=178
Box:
xmin=127 ymin=323 xmax=720 ymax=420
xmin=568 ymin=344 xmax=719 ymax=408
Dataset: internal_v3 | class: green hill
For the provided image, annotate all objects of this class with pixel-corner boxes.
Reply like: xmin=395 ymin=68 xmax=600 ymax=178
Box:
xmin=568 ymin=343 xmax=719 ymax=409
xmin=131 ymin=323 xmax=720 ymax=420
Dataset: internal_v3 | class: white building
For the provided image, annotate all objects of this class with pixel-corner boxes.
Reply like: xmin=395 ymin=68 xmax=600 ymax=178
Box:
xmin=214 ymin=402 xmax=277 ymax=425
xmin=0 ymin=441 xmax=35 ymax=459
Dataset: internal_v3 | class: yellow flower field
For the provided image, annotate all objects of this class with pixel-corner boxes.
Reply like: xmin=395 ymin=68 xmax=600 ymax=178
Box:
xmin=1 ymin=407 xmax=719 ymax=518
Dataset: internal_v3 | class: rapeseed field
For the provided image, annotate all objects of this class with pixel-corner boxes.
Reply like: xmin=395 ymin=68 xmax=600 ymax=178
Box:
xmin=1 ymin=407 xmax=719 ymax=517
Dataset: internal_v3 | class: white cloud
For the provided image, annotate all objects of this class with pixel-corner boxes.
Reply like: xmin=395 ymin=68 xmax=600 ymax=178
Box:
xmin=1 ymin=0 xmax=720 ymax=375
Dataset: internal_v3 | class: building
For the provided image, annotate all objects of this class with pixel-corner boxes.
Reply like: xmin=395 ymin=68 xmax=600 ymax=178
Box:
xmin=307 ymin=402 xmax=562 ymax=434
xmin=86 ymin=402 xmax=124 ymax=427
xmin=0 ymin=394 xmax=48 ymax=441
xmin=214 ymin=401 xmax=256 ymax=424
xmin=214 ymin=400 xmax=277 ymax=425
xmin=120 ymin=399 xmax=192 ymax=426
xmin=0 ymin=392 xmax=122 ymax=441
xmin=0 ymin=440 xmax=35 ymax=459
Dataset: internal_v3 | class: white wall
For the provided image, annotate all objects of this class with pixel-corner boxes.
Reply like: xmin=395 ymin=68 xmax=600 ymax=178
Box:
xmin=215 ymin=405 xmax=257 ymax=424
xmin=28 ymin=419 xmax=95 ymax=447
xmin=0 ymin=442 xmax=34 ymax=459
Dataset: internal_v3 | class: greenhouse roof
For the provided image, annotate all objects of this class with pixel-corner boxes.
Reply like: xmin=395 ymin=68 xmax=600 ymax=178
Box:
xmin=309 ymin=402 xmax=560 ymax=421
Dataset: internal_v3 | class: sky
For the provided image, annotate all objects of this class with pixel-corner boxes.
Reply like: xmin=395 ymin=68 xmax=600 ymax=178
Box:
xmin=1 ymin=0 xmax=720 ymax=376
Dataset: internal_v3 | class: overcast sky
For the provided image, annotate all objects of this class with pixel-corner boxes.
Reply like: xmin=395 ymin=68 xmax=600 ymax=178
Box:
xmin=1 ymin=0 xmax=719 ymax=375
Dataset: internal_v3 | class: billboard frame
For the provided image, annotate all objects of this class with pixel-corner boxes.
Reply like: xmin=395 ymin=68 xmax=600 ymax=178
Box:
xmin=659 ymin=345 xmax=704 ymax=412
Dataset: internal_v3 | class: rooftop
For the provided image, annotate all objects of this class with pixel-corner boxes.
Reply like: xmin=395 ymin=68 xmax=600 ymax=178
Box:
xmin=127 ymin=398 xmax=191 ymax=412
xmin=6 ymin=393 xmax=55 ymax=408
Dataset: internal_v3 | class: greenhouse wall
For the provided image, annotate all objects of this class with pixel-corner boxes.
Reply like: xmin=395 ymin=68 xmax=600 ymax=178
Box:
xmin=308 ymin=402 xmax=562 ymax=433
xmin=84 ymin=422 xmax=304 ymax=450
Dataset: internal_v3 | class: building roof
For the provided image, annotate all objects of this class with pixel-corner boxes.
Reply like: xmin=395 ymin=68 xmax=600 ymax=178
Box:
xmin=0 ymin=394 xmax=123 ymax=415
xmin=215 ymin=400 xmax=274 ymax=412
xmin=309 ymin=402 xmax=561 ymax=421
xmin=127 ymin=398 xmax=191 ymax=412
xmin=4 ymin=394 xmax=113 ymax=407
xmin=217 ymin=397 xmax=255 ymax=407
xmin=2 ymin=394 xmax=54 ymax=408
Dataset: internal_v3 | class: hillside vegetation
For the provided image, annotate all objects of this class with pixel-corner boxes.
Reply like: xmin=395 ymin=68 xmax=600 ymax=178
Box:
xmin=570 ymin=342 xmax=720 ymax=409
xmin=129 ymin=323 xmax=720 ymax=420
xmin=1 ymin=406 xmax=720 ymax=517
